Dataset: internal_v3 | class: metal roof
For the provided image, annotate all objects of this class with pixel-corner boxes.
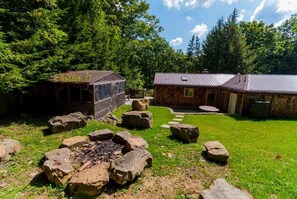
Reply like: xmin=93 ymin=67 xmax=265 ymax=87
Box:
xmin=222 ymin=74 xmax=297 ymax=94
xmin=154 ymin=73 xmax=235 ymax=87
xmin=48 ymin=70 xmax=115 ymax=84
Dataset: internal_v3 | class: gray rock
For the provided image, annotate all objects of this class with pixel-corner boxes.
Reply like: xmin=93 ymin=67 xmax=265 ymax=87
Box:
xmin=200 ymin=178 xmax=252 ymax=199
xmin=122 ymin=111 xmax=152 ymax=129
xmin=110 ymin=149 xmax=152 ymax=185
xmin=0 ymin=139 xmax=22 ymax=162
xmin=170 ymin=124 xmax=199 ymax=143
xmin=60 ymin=136 xmax=88 ymax=149
xmin=69 ymin=163 xmax=110 ymax=196
xmin=112 ymin=131 xmax=132 ymax=144
xmin=99 ymin=114 xmax=119 ymax=125
xmin=45 ymin=148 xmax=71 ymax=161
xmin=48 ymin=112 xmax=87 ymax=133
xmin=88 ymin=129 xmax=113 ymax=141
xmin=126 ymin=136 xmax=149 ymax=151
xmin=204 ymin=141 xmax=229 ymax=163
xmin=44 ymin=158 xmax=75 ymax=185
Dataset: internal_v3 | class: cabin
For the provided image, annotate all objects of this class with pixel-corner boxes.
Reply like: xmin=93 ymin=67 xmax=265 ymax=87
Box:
xmin=153 ymin=73 xmax=234 ymax=107
xmin=154 ymin=73 xmax=297 ymax=118
xmin=29 ymin=70 xmax=126 ymax=119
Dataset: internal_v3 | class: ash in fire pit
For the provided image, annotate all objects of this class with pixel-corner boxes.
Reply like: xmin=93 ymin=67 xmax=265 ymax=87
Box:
xmin=71 ymin=139 xmax=125 ymax=168
xmin=43 ymin=129 xmax=153 ymax=197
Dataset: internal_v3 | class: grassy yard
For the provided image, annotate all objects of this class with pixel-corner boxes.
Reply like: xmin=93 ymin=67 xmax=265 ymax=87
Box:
xmin=0 ymin=105 xmax=297 ymax=198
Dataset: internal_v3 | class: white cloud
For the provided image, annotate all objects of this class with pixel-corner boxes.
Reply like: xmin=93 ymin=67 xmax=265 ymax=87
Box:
xmin=221 ymin=0 xmax=237 ymax=5
xmin=238 ymin=9 xmax=246 ymax=21
xmin=191 ymin=23 xmax=208 ymax=37
xmin=162 ymin=0 xmax=236 ymax=9
xmin=250 ymin=0 xmax=266 ymax=21
xmin=170 ymin=37 xmax=183 ymax=46
xmin=276 ymin=0 xmax=297 ymax=13
xmin=250 ymin=0 xmax=297 ymax=26
xmin=186 ymin=16 xmax=194 ymax=21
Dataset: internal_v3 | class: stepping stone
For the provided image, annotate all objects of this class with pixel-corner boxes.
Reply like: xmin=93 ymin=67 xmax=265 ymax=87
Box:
xmin=168 ymin=121 xmax=180 ymax=125
xmin=161 ymin=124 xmax=171 ymax=129
xmin=175 ymin=115 xmax=184 ymax=118
xmin=173 ymin=118 xmax=183 ymax=122
xmin=200 ymin=178 xmax=252 ymax=199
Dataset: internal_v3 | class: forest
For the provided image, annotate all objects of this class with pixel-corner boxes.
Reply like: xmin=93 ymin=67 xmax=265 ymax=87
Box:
xmin=0 ymin=0 xmax=296 ymax=92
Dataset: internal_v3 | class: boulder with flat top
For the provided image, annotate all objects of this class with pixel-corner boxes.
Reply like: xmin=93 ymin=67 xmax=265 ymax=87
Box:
xmin=122 ymin=111 xmax=152 ymax=129
xmin=69 ymin=163 xmax=110 ymax=196
xmin=204 ymin=141 xmax=229 ymax=163
xmin=170 ymin=124 xmax=199 ymax=143
xmin=110 ymin=149 xmax=152 ymax=185
xmin=48 ymin=112 xmax=87 ymax=133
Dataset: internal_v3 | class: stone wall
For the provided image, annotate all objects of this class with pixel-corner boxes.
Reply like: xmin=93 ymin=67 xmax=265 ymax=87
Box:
xmin=154 ymin=85 xmax=218 ymax=107
xmin=242 ymin=93 xmax=297 ymax=118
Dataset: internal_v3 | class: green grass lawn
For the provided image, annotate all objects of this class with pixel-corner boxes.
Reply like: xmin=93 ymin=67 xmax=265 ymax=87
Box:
xmin=0 ymin=105 xmax=297 ymax=198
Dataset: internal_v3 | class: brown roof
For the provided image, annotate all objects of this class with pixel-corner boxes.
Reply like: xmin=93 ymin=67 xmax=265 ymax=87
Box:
xmin=222 ymin=74 xmax=297 ymax=94
xmin=48 ymin=70 xmax=115 ymax=84
xmin=154 ymin=73 xmax=235 ymax=87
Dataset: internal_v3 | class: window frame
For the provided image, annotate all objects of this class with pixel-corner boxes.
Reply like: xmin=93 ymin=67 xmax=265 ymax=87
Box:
xmin=184 ymin=88 xmax=194 ymax=98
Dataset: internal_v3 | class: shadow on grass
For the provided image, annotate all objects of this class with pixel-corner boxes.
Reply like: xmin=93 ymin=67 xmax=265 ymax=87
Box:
xmin=42 ymin=128 xmax=52 ymax=136
xmin=0 ymin=114 xmax=50 ymax=127
xmin=200 ymin=151 xmax=228 ymax=167
xmin=30 ymin=172 xmax=51 ymax=187
xmin=227 ymin=114 xmax=297 ymax=122
xmin=167 ymin=135 xmax=188 ymax=144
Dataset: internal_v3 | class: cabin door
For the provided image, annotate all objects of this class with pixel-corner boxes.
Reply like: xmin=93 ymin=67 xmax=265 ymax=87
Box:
xmin=206 ymin=91 xmax=216 ymax=106
xmin=228 ymin=93 xmax=237 ymax=114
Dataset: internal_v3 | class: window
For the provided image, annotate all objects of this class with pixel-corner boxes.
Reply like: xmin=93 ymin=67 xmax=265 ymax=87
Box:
xmin=95 ymin=84 xmax=111 ymax=101
xmin=116 ymin=82 xmax=125 ymax=94
xmin=181 ymin=76 xmax=188 ymax=81
xmin=184 ymin=88 xmax=194 ymax=97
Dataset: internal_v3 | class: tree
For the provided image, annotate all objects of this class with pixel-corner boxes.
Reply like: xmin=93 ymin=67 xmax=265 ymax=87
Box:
xmin=0 ymin=0 xmax=68 ymax=92
xmin=201 ymin=9 xmax=248 ymax=73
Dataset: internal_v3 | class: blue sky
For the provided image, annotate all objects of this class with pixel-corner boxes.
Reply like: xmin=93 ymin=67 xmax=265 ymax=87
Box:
xmin=146 ymin=0 xmax=297 ymax=52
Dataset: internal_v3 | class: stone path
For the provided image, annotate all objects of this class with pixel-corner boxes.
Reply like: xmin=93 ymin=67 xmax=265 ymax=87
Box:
xmin=161 ymin=114 xmax=185 ymax=129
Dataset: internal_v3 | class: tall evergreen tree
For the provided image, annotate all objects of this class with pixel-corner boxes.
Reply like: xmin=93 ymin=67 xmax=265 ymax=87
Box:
xmin=202 ymin=9 xmax=248 ymax=73
xmin=0 ymin=0 xmax=68 ymax=92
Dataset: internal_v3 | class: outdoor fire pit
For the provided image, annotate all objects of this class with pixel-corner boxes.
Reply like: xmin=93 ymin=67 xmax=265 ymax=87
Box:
xmin=43 ymin=129 xmax=152 ymax=196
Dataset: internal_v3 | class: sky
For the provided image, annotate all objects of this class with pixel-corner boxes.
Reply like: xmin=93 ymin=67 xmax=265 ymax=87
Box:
xmin=146 ymin=0 xmax=297 ymax=52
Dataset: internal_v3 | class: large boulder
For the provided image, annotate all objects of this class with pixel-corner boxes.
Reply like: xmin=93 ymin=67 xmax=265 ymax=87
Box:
xmin=60 ymin=136 xmax=88 ymax=149
xmin=44 ymin=158 xmax=75 ymax=185
xmin=200 ymin=178 xmax=252 ymax=199
xmin=204 ymin=141 xmax=229 ymax=163
xmin=48 ymin=112 xmax=87 ymax=133
xmin=170 ymin=124 xmax=199 ymax=143
xmin=110 ymin=149 xmax=152 ymax=185
xmin=0 ymin=139 xmax=22 ymax=162
xmin=126 ymin=136 xmax=149 ymax=151
xmin=69 ymin=163 xmax=110 ymax=196
xmin=122 ymin=111 xmax=152 ymax=129
xmin=88 ymin=129 xmax=113 ymax=141
xmin=132 ymin=99 xmax=150 ymax=111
